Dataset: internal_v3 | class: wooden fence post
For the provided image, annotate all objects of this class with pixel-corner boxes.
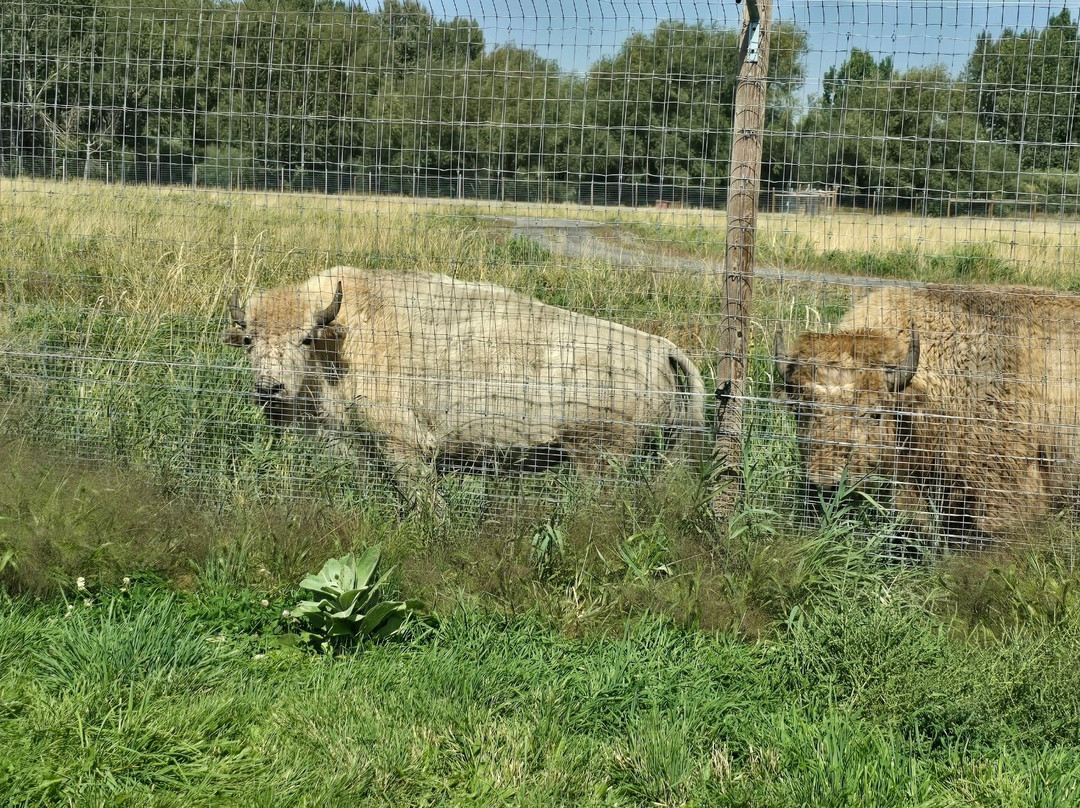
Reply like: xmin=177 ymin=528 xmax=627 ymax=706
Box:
xmin=711 ymin=0 xmax=772 ymax=520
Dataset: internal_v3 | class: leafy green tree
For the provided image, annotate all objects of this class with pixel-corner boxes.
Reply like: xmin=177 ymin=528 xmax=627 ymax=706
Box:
xmin=378 ymin=0 xmax=480 ymax=75
xmin=245 ymin=6 xmax=380 ymax=173
xmin=760 ymin=23 xmax=812 ymax=192
xmin=3 ymin=0 xmax=818 ymax=203
xmin=965 ymin=9 xmax=1080 ymax=172
xmin=820 ymin=48 xmax=894 ymax=107
xmin=470 ymin=46 xmax=569 ymax=178
xmin=797 ymin=53 xmax=1027 ymax=211
xmin=0 ymin=0 xmax=105 ymax=163
xmin=586 ymin=21 xmax=805 ymax=185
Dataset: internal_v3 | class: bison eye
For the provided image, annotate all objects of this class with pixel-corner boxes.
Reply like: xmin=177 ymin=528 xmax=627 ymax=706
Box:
xmin=301 ymin=335 xmax=313 ymax=347
xmin=242 ymin=334 xmax=253 ymax=347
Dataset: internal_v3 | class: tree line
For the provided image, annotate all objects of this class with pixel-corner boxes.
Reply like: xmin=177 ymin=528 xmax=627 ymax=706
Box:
xmin=2 ymin=0 xmax=1077 ymax=211
xmin=798 ymin=8 xmax=1080 ymax=214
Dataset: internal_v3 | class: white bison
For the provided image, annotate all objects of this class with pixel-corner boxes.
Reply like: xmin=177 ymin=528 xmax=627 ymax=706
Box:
xmin=225 ymin=267 xmax=708 ymax=504
xmin=774 ymin=284 xmax=1080 ymax=544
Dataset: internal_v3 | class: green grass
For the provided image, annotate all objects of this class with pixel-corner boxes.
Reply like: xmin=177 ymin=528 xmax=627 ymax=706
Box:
xmin=3 ymin=545 xmax=1080 ymax=806
xmin=3 ymin=437 xmax=1080 ymax=803
xmin=626 ymin=220 xmax=1067 ymax=288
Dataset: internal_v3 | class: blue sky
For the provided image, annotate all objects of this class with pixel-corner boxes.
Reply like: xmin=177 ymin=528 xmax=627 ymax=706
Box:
xmin=374 ymin=1 xmax=1064 ymax=98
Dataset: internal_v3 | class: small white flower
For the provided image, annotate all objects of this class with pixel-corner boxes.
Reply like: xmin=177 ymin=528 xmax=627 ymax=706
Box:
xmin=66 ymin=604 xmax=74 ymax=612
xmin=76 ymin=577 xmax=86 ymax=591
xmin=260 ymin=599 xmax=270 ymax=608
xmin=83 ymin=598 xmax=93 ymax=608
xmin=122 ymin=577 xmax=131 ymax=587
xmin=281 ymin=609 xmax=292 ymax=619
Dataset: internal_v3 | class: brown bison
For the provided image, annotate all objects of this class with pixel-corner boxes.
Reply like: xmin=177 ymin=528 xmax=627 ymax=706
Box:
xmin=774 ymin=284 xmax=1080 ymax=543
xmin=225 ymin=266 xmax=708 ymax=504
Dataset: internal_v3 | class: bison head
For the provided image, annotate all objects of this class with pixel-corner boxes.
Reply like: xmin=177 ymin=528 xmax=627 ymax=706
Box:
xmin=223 ymin=280 xmax=345 ymax=426
xmin=774 ymin=324 xmax=920 ymax=502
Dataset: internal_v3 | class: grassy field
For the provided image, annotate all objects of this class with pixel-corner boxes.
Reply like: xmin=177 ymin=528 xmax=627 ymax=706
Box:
xmin=3 ymin=445 xmax=1080 ymax=806
xmin=3 ymin=178 xmax=1080 ymax=804
xmin=627 ymin=208 xmax=1080 ymax=289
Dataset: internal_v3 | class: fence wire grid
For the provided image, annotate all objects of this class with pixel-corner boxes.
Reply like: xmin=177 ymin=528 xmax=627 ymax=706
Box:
xmin=3 ymin=0 xmax=1080 ymax=551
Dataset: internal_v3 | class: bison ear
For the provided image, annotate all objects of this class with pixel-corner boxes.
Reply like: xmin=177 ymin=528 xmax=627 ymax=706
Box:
xmin=772 ymin=326 xmax=794 ymax=400
xmin=223 ymin=327 xmax=248 ymax=347
xmin=225 ymin=288 xmax=248 ymax=346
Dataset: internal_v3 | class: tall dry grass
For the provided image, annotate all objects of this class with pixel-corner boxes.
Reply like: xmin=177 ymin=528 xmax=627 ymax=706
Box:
xmin=0 ymin=177 xmax=743 ymax=349
xmin=3 ymin=177 xmax=495 ymax=318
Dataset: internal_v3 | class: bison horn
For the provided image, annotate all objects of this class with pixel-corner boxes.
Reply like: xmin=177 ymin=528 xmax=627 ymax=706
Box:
xmin=228 ymin=288 xmax=246 ymax=329
xmin=315 ymin=281 xmax=343 ymax=327
xmin=885 ymin=322 xmax=920 ymax=393
xmin=773 ymin=325 xmax=792 ymax=386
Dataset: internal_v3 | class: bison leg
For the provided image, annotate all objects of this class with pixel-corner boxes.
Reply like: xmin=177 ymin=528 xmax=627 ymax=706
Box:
xmin=362 ymin=404 xmax=445 ymax=515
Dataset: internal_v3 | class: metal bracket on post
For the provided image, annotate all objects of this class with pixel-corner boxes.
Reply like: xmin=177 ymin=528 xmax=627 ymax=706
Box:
xmin=744 ymin=0 xmax=762 ymax=63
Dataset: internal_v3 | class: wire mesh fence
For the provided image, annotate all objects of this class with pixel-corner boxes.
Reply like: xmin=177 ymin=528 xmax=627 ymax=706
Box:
xmin=3 ymin=0 xmax=1080 ymax=552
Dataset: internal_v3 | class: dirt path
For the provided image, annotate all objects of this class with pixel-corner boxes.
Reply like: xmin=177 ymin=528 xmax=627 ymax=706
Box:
xmin=483 ymin=215 xmax=924 ymax=291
